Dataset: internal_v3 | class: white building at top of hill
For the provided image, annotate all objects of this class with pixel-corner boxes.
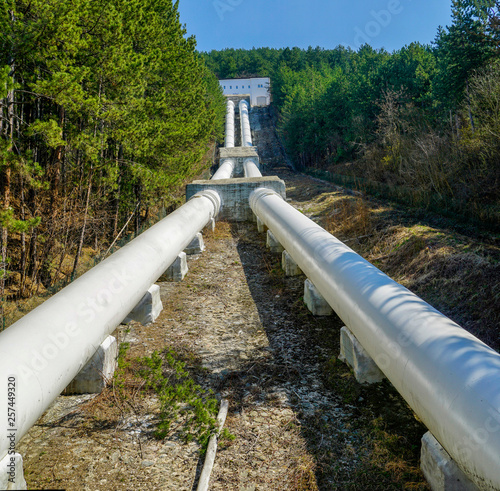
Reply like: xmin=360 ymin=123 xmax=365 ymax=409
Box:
xmin=219 ymin=77 xmax=271 ymax=106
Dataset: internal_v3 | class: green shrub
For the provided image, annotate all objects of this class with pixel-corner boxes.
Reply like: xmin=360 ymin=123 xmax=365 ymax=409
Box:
xmin=139 ymin=349 xmax=218 ymax=451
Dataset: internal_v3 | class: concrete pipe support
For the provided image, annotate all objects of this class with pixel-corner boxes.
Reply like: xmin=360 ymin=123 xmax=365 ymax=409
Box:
xmin=225 ymin=101 xmax=235 ymax=148
xmin=0 ymin=190 xmax=221 ymax=462
xmin=239 ymin=100 xmax=252 ymax=147
xmin=243 ymin=158 xmax=261 ymax=178
xmin=249 ymin=187 xmax=500 ymax=491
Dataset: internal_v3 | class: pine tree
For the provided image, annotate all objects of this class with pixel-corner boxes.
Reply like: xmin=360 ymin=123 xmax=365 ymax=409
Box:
xmin=433 ymin=0 xmax=497 ymax=114
xmin=0 ymin=0 xmax=225 ymax=314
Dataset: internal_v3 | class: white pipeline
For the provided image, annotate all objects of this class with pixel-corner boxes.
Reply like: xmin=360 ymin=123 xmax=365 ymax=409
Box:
xmin=250 ymin=187 xmax=500 ymax=491
xmin=0 ymin=190 xmax=221 ymax=461
xmin=212 ymin=158 xmax=235 ymax=180
xmin=243 ymin=158 xmax=261 ymax=178
xmin=225 ymin=101 xmax=235 ymax=148
xmin=239 ymin=100 xmax=252 ymax=147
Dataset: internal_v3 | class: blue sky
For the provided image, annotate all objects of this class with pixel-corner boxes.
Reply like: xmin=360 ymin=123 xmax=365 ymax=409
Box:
xmin=177 ymin=0 xmax=453 ymax=53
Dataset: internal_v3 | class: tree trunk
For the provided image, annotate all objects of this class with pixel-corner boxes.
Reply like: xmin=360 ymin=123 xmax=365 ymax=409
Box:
xmin=466 ymin=79 xmax=475 ymax=132
xmin=49 ymin=106 xmax=65 ymax=210
xmin=40 ymin=106 xmax=65 ymax=288
xmin=112 ymin=176 xmax=121 ymax=239
xmin=1 ymin=47 xmax=15 ymax=328
xmin=19 ymin=177 xmax=26 ymax=297
xmin=27 ymin=183 xmax=38 ymax=279
xmin=135 ymin=184 xmax=142 ymax=236
xmin=111 ymin=144 xmax=123 ymax=241
xmin=71 ymin=167 xmax=93 ymax=280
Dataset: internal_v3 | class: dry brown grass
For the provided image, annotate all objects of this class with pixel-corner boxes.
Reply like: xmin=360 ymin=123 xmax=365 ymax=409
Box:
xmin=283 ymin=165 xmax=500 ymax=355
xmin=298 ymin=181 xmax=500 ymax=353
xmin=369 ymin=417 xmax=425 ymax=487
xmin=290 ymin=455 xmax=319 ymax=491
xmin=323 ymin=196 xmax=373 ymax=240
xmin=204 ymin=219 xmax=233 ymax=240
xmin=2 ymin=245 xmax=99 ymax=329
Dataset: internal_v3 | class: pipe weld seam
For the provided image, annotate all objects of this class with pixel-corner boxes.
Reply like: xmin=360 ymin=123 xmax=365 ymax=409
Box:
xmin=189 ymin=190 xmax=222 ymax=218
xmin=249 ymin=187 xmax=282 ymax=211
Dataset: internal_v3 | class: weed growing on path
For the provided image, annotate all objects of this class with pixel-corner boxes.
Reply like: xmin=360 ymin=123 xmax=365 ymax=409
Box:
xmin=139 ymin=349 xmax=219 ymax=452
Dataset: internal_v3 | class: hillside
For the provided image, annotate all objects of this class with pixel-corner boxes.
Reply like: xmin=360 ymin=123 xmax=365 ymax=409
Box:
xmin=254 ymin=105 xmax=500 ymax=353
xmin=15 ymin=105 xmax=499 ymax=490
xmin=203 ymin=3 xmax=500 ymax=231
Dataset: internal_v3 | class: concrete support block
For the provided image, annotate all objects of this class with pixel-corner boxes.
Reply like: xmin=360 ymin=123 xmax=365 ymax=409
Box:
xmin=421 ymin=432 xmax=478 ymax=491
xmin=186 ymin=176 xmax=286 ymax=222
xmin=184 ymin=232 xmax=205 ymax=255
xmin=304 ymin=279 xmax=333 ymax=316
xmin=64 ymin=335 xmax=118 ymax=395
xmin=257 ymin=217 xmax=267 ymax=233
xmin=0 ymin=452 xmax=27 ymax=490
xmin=266 ymin=230 xmax=284 ymax=254
xmin=204 ymin=218 xmax=216 ymax=233
xmin=164 ymin=252 xmax=188 ymax=282
xmin=123 ymin=284 xmax=163 ymax=325
xmin=282 ymin=250 xmax=302 ymax=277
xmin=338 ymin=326 xmax=385 ymax=384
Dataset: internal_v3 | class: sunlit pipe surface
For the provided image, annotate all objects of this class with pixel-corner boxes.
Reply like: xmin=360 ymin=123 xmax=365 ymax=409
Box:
xmin=0 ymin=190 xmax=221 ymax=460
xmin=239 ymin=100 xmax=252 ymax=147
xmin=243 ymin=158 xmax=261 ymax=178
xmin=250 ymin=187 xmax=500 ymax=491
xmin=212 ymin=158 xmax=235 ymax=180
xmin=225 ymin=101 xmax=235 ymax=148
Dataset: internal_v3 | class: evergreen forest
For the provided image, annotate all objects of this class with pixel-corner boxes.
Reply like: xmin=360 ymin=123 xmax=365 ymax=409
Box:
xmin=1 ymin=0 xmax=499 ymax=325
xmin=0 ymin=0 xmax=225 ymax=319
xmin=203 ymin=0 xmax=500 ymax=227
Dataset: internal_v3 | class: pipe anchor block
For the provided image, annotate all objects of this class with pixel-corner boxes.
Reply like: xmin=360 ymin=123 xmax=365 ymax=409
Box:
xmin=338 ymin=326 xmax=385 ymax=384
xmin=282 ymin=250 xmax=302 ymax=277
xmin=266 ymin=230 xmax=284 ymax=254
xmin=162 ymin=252 xmax=188 ymax=282
xmin=304 ymin=279 xmax=333 ymax=316
xmin=0 ymin=452 xmax=27 ymax=490
xmin=184 ymin=233 xmax=205 ymax=255
xmin=122 ymin=284 xmax=163 ymax=326
xmin=421 ymin=432 xmax=479 ymax=490
xmin=64 ymin=335 xmax=118 ymax=395
xmin=256 ymin=217 xmax=267 ymax=233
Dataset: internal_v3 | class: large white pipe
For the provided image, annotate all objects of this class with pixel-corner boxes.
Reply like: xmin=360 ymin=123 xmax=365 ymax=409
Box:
xmin=0 ymin=190 xmax=221 ymax=461
xmin=243 ymin=158 xmax=261 ymax=178
xmin=225 ymin=101 xmax=235 ymax=148
xmin=212 ymin=158 xmax=235 ymax=180
xmin=250 ymin=187 xmax=500 ymax=491
xmin=239 ymin=100 xmax=252 ymax=147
